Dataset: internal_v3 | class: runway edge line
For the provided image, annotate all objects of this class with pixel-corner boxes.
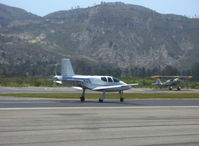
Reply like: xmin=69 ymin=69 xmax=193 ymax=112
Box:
xmin=1 ymin=106 xmax=199 ymax=110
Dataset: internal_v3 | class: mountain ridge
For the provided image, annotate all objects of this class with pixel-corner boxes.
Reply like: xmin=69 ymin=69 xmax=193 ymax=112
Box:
xmin=0 ymin=2 xmax=199 ymax=76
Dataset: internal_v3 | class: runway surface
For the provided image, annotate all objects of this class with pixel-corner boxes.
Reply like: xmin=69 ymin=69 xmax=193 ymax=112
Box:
xmin=1 ymin=87 xmax=199 ymax=94
xmin=1 ymin=89 xmax=199 ymax=145
xmin=1 ymin=96 xmax=199 ymax=108
xmin=0 ymin=105 xmax=199 ymax=146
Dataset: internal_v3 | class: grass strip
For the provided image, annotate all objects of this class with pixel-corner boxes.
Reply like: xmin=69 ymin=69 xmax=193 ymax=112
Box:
xmin=0 ymin=93 xmax=199 ymax=99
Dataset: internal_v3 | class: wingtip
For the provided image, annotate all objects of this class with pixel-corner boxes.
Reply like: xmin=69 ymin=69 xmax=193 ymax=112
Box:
xmin=151 ymin=75 xmax=160 ymax=79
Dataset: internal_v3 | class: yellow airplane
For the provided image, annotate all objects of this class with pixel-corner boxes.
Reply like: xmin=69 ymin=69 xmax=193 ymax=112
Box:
xmin=151 ymin=75 xmax=192 ymax=90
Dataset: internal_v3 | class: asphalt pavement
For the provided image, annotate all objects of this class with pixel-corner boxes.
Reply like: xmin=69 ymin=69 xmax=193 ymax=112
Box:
xmin=0 ymin=97 xmax=199 ymax=108
xmin=0 ymin=106 xmax=199 ymax=146
xmin=1 ymin=87 xmax=199 ymax=146
xmin=1 ymin=87 xmax=199 ymax=94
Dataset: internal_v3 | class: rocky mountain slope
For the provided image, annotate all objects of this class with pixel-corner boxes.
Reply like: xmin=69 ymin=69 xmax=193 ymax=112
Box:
xmin=0 ymin=2 xmax=199 ymax=76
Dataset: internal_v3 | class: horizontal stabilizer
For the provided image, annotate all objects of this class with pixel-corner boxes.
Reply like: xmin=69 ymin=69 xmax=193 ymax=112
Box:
xmin=72 ymin=87 xmax=83 ymax=90
xmin=153 ymin=79 xmax=162 ymax=85
xmin=55 ymin=81 xmax=62 ymax=84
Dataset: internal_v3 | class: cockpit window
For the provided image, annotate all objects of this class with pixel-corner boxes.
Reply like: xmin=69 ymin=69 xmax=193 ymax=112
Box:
xmin=101 ymin=77 xmax=107 ymax=82
xmin=113 ymin=77 xmax=119 ymax=82
xmin=108 ymin=77 xmax=113 ymax=82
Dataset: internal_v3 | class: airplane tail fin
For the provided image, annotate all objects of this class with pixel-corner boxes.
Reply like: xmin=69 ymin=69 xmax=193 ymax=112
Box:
xmin=61 ymin=58 xmax=75 ymax=76
xmin=156 ymin=79 xmax=162 ymax=85
xmin=152 ymin=79 xmax=162 ymax=85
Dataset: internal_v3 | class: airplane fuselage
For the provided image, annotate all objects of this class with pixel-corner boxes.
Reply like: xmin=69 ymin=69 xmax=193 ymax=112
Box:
xmin=54 ymin=58 xmax=138 ymax=102
xmin=61 ymin=75 xmax=131 ymax=92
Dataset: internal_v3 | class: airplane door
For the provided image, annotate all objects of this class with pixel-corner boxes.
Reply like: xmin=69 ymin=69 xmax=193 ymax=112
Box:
xmin=107 ymin=77 xmax=113 ymax=85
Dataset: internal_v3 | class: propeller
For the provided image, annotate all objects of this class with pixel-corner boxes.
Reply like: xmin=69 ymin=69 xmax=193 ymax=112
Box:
xmin=52 ymin=64 xmax=57 ymax=86
xmin=54 ymin=63 xmax=58 ymax=76
xmin=53 ymin=76 xmax=56 ymax=87
xmin=52 ymin=63 xmax=63 ymax=86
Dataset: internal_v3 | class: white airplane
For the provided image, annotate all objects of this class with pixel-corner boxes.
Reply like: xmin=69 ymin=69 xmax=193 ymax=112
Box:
xmin=53 ymin=58 xmax=138 ymax=102
xmin=151 ymin=75 xmax=192 ymax=90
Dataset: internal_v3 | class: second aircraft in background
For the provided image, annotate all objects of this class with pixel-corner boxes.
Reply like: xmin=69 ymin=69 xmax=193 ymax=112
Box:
xmin=151 ymin=75 xmax=192 ymax=90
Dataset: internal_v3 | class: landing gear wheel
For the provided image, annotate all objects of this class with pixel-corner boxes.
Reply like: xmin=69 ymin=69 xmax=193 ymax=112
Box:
xmin=99 ymin=99 xmax=103 ymax=103
xmin=169 ymin=87 xmax=173 ymax=90
xmin=120 ymin=98 xmax=124 ymax=102
xmin=80 ymin=96 xmax=85 ymax=102
xmin=177 ymin=86 xmax=181 ymax=91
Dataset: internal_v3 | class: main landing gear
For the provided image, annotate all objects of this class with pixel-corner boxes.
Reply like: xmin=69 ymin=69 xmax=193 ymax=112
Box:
xmin=80 ymin=89 xmax=125 ymax=103
xmin=119 ymin=91 xmax=124 ymax=102
xmin=80 ymin=88 xmax=85 ymax=102
xmin=99 ymin=92 xmax=106 ymax=103
xmin=168 ymin=86 xmax=181 ymax=91
xmin=98 ymin=91 xmax=124 ymax=103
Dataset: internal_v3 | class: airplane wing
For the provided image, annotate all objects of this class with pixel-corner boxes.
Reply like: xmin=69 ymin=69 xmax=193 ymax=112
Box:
xmin=151 ymin=75 xmax=192 ymax=79
xmin=92 ymin=83 xmax=138 ymax=91
xmin=127 ymin=83 xmax=139 ymax=86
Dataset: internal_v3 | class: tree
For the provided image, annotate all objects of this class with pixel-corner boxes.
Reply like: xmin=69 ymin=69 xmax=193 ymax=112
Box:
xmin=161 ymin=65 xmax=179 ymax=76
xmin=192 ymin=62 xmax=199 ymax=81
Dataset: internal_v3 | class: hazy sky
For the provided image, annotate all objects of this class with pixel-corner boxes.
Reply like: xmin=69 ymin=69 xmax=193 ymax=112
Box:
xmin=0 ymin=0 xmax=198 ymax=17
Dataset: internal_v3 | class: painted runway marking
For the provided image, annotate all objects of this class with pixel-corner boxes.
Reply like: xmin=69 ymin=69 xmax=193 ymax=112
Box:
xmin=0 ymin=101 xmax=54 ymax=103
xmin=1 ymin=106 xmax=199 ymax=110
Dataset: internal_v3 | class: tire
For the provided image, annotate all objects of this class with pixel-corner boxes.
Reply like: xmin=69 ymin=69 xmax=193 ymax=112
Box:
xmin=80 ymin=97 xmax=85 ymax=102
xmin=177 ymin=87 xmax=181 ymax=91
xmin=99 ymin=99 xmax=103 ymax=103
